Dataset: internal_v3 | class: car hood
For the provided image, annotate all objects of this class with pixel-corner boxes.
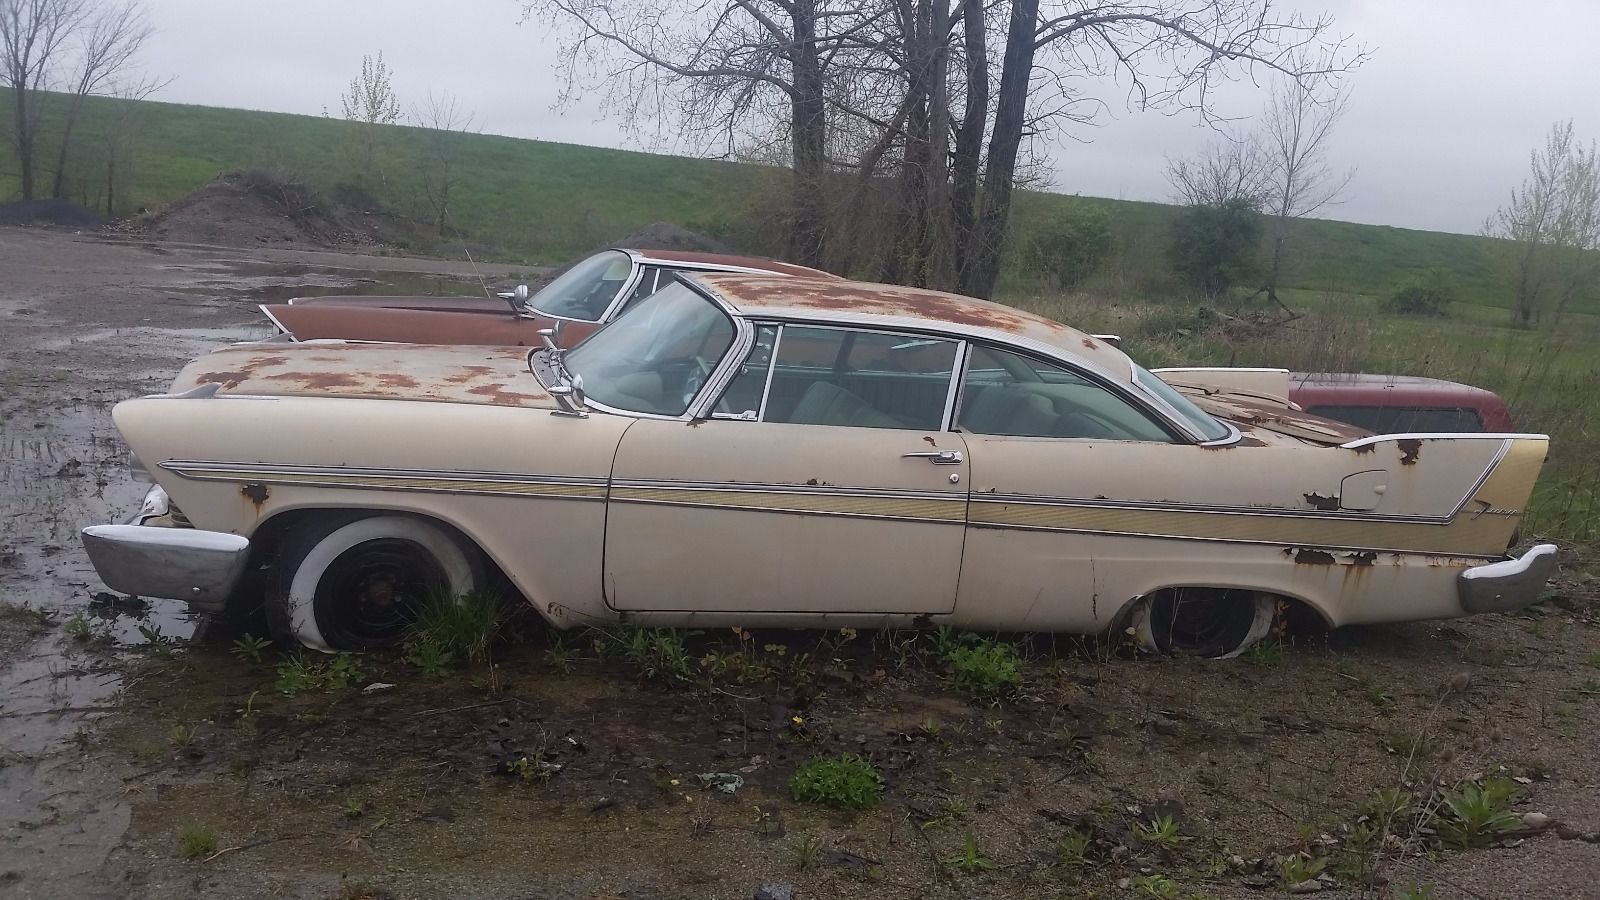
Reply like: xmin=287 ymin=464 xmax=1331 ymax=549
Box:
xmin=168 ymin=341 xmax=555 ymax=408
xmin=1189 ymin=392 xmax=1372 ymax=445
xmin=285 ymin=294 xmax=510 ymax=312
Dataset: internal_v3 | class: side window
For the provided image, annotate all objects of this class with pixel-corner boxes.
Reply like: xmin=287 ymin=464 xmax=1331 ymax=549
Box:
xmin=714 ymin=325 xmax=958 ymax=430
xmin=959 ymin=345 xmax=1177 ymax=442
xmin=619 ymin=266 xmax=666 ymax=313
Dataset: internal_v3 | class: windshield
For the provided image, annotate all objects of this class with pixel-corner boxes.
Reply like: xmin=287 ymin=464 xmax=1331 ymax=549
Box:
xmin=527 ymin=250 xmax=633 ymax=321
xmin=1133 ymin=364 xmax=1234 ymax=442
xmin=566 ymin=283 xmax=736 ymax=416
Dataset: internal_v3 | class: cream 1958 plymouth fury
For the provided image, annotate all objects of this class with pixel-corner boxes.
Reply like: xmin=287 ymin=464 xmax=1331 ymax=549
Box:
xmin=82 ymin=274 xmax=1557 ymax=656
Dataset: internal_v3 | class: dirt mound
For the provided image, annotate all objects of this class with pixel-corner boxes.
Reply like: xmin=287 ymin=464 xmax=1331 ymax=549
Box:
xmin=0 ymin=199 xmax=103 ymax=229
xmin=606 ymin=221 xmax=732 ymax=254
xmin=123 ymin=171 xmax=379 ymax=250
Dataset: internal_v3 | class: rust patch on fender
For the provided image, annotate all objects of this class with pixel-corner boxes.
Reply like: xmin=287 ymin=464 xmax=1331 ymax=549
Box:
xmin=1303 ymin=492 xmax=1341 ymax=511
xmin=444 ymin=365 xmax=495 ymax=385
xmin=465 ymin=383 xmax=545 ymax=406
xmin=193 ymin=370 xmax=253 ymax=389
xmin=240 ymin=483 xmax=270 ymax=509
xmin=1292 ymin=548 xmax=1337 ymax=565
xmin=1397 ymin=438 xmax=1422 ymax=465
xmin=1352 ymin=443 xmax=1376 ymax=454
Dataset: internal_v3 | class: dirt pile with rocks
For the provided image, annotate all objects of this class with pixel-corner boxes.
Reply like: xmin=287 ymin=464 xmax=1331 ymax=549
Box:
xmin=117 ymin=171 xmax=381 ymax=250
xmin=0 ymin=198 xmax=104 ymax=229
xmin=604 ymin=221 xmax=733 ymax=254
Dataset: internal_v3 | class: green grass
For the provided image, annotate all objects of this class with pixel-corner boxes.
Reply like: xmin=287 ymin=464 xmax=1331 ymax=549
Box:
xmin=177 ymin=819 xmax=219 ymax=859
xmin=789 ymin=753 xmax=885 ymax=810
xmin=0 ymin=90 xmax=1560 ymax=315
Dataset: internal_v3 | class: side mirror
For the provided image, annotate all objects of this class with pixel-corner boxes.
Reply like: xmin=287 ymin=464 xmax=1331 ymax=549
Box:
xmin=537 ymin=323 xmax=565 ymax=351
xmin=514 ymin=284 xmax=530 ymax=305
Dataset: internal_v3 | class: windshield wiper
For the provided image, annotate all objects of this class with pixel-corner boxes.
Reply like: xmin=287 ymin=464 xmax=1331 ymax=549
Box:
xmin=536 ymin=328 xmax=589 ymax=418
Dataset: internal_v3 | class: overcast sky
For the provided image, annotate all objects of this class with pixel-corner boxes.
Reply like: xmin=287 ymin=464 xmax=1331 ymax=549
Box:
xmin=138 ymin=0 xmax=1597 ymax=235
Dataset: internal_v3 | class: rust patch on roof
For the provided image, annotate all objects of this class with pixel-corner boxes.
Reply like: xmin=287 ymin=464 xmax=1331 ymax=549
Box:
xmin=1081 ymin=337 xmax=1099 ymax=350
xmin=376 ymin=373 xmax=420 ymax=389
xmin=1398 ymin=438 xmax=1422 ymax=466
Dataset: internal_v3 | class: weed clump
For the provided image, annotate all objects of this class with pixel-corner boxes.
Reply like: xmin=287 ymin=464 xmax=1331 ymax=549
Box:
xmin=274 ymin=653 xmax=363 ymax=696
xmin=1436 ymin=776 xmax=1523 ymax=848
xmin=935 ymin=630 xmax=1023 ymax=700
xmin=177 ymin=819 xmax=218 ymax=859
xmin=790 ymin=753 xmax=884 ymax=810
xmin=407 ymin=589 xmax=509 ymax=667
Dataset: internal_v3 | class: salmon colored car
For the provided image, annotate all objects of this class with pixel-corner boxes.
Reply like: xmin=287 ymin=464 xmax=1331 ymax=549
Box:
xmin=260 ymin=247 xmax=835 ymax=346
xmin=83 ymin=274 xmax=1556 ymax=656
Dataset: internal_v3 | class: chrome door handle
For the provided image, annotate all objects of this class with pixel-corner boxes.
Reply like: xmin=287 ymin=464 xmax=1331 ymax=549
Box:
xmin=902 ymin=449 xmax=963 ymax=465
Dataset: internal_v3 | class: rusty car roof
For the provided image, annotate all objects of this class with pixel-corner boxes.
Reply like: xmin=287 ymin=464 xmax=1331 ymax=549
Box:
xmin=626 ymin=249 xmax=837 ymax=279
xmin=685 ymin=273 xmax=1134 ymax=374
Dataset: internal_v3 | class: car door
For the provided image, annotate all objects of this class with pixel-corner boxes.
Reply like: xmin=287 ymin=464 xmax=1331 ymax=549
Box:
xmin=604 ymin=324 xmax=969 ymax=615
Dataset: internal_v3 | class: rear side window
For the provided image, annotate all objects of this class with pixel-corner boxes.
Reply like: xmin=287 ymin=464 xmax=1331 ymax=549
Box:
xmin=1306 ymin=405 xmax=1485 ymax=434
xmin=959 ymin=346 xmax=1177 ymax=442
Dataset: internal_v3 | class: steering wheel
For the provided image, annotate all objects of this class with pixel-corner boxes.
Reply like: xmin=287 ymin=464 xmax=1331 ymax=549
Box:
xmin=682 ymin=356 xmax=714 ymax=408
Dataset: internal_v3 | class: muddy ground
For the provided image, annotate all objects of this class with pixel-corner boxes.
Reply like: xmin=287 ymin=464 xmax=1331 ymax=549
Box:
xmin=1 ymin=226 xmax=1598 ymax=900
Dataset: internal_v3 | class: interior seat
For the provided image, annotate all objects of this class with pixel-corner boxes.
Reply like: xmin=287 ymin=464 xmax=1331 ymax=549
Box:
xmin=961 ymin=385 xmax=1058 ymax=436
xmin=788 ymin=381 xmax=905 ymax=429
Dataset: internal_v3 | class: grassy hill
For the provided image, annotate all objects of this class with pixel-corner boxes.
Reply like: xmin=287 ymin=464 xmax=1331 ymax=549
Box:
xmin=0 ymin=92 xmax=1521 ymax=309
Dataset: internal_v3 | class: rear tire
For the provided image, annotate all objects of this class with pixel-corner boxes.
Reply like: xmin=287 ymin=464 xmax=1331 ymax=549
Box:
xmin=265 ymin=514 xmax=482 ymax=651
xmin=1132 ymin=588 xmax=1276 ymax=659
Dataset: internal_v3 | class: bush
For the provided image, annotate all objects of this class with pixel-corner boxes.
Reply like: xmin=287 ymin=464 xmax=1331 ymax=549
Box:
xmin=1384 ymin=271 xmax=1455 ymax=316
xmin=1166 ymin=197 xmax=1263 ymax=296
xmin=790 ymin=754 xmax=885 ymax=809
xmin=1024 ymin=202 xmax=1115 ymax=289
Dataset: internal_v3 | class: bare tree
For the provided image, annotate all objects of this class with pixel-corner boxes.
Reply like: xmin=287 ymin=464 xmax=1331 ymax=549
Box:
xmin=340 ymin=51 xmax=402 ymax=185
xmin=1487 ymin=121 xmax=1600 ymax=326
xmin=0 ymin=0 xmax=87 ymax=199
xmin=411 ymin=91 xmax=476 ymax=236
xmin=97 ymin=72 xmax=159 ymax=214
xmin=50 ymin=0 xmax=151 ymax=198
xmin=1251 ymin=78 xmax=1353 ymax=308
xmin=523 ymin=0 xmax=846 ymax=267
xmin=527 ymin=0 xmax=1364 ymax=295
xmin=1166 ymin=135 xmax=1267 ymax=208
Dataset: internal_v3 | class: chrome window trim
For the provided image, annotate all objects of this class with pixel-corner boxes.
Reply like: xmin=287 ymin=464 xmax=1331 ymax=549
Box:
xmin=757 ymin=323 xmax=783 ymax=421
xmin=939 ymin=341 xmax=969 ymax=432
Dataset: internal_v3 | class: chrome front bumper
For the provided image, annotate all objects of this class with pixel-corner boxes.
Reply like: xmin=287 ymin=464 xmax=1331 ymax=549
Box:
xmin=1459 ymin=543 xmax=1558 ymax=614
xmin=81 ymin=524 xmax=251 ymax=610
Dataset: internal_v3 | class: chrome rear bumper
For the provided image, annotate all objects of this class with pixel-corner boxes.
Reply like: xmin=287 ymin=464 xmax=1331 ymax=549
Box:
xmin=81 ymin=524 xmax=251 ymax=609
xmin=1458 ymin=543 xmax=1558 ymax=614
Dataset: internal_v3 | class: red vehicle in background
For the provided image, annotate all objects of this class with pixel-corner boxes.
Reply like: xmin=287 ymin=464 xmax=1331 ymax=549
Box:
xmin=1287 ymin=373 xmax=1516 ymax=433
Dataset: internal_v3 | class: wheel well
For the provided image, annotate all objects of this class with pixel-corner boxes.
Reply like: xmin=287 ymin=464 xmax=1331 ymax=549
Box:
xmin=1113 ymin=586 xmax=1333 ymax=636
xmin=248 ymin=508 xmax=521 ymax=602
